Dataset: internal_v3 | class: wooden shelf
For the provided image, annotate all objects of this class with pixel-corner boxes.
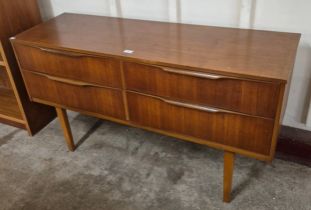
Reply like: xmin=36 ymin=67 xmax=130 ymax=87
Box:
xmin=0 ymin=87 xmax=24 ymax=123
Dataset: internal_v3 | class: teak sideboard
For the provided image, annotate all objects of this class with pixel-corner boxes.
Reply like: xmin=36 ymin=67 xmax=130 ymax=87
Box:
xmin=11 ymin=13 xmax=300 ymax=202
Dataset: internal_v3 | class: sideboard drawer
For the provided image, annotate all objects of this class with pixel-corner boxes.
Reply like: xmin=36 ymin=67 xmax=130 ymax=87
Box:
xmin=14 ymin=44 xmax=122 ymax=88
xmin=127 ymin=91 xmax=274 ymax=155
xmin=23 ymin=70 xmax=125 ymax=119
xmin=124 ymin=62 xmax=280 ymax=119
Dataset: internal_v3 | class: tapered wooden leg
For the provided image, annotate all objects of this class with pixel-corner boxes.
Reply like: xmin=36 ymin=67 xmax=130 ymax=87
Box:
xmin=223 ymin=151 xmax=235 ymax=203
xmin=56 ymin=107 xmax=75 ymax=151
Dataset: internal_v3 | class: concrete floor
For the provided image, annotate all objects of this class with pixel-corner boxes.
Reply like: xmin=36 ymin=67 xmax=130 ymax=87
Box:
xmin=0 ymin=112 xmax=310 ymax=210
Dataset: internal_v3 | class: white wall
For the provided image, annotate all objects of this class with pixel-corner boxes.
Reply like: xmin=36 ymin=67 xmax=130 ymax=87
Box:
xmin=37 ymin=0 xmax=311 ymax=131
xmin=252 ymin=0 xmax=311 ymax=131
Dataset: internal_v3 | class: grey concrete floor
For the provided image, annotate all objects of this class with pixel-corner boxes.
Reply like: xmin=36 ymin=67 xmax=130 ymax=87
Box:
xmin=0 ymin=112 xmax=310 ymax=210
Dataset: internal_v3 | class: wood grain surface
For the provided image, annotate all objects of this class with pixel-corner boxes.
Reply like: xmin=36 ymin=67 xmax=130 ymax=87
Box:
xmin=124 ymin=62 xmax=280 ymax=119
xmin=14 ymin=13 xmax=300 ymax=82
xmin=23 ymin=70 xmax=126 ymax=120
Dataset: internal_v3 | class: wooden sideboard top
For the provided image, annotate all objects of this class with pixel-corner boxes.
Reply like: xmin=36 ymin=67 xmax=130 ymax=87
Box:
xmin=14 ymin=13 xmax=300 ymax=82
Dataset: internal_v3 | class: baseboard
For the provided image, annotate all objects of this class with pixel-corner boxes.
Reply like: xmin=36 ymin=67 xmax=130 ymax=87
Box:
xmin=276 ymin=125 xmax=311 ymax=167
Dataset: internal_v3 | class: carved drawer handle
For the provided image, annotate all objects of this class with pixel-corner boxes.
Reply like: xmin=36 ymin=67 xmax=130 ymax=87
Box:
xmin=39 ymin=47 xmax=84 ymax=58
xmin=45 ymin=74 xmax=95 ymax=87
xmin=162 ymin=98 xmax=223 ymax=113
xmin=29 ymin=71 xmax=122 ymax=90
xmin=159 ymin=97 xmax=270 ymax=119
xmin=161 ymin=67 xmax=229 ymax=80
xmin=129 ymin=91 xmax=241 ymax=115
xmin=30 ymin=71 xmax=98 ymax=87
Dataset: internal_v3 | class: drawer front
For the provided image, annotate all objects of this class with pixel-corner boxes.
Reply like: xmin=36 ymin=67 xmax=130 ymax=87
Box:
xmin=124 ymin=62 xmax=280 ymax=119
xmin=14 ymin=44 xmax=122 ymax=88
xmin=127 ymin=92 xmax=274 ymax=155
xmin=23 ymin=70 xmax=125 ymax=119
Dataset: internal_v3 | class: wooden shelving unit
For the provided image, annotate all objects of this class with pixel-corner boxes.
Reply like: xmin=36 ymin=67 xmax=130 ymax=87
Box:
xmin=0 ymin=0 xmax=56 ymax=134
xmin=0 ymin=44 xmax=24 ymax=127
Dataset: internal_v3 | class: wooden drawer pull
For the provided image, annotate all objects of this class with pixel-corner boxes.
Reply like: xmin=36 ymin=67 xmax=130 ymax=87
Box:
xmin=28 ymin=71 xmax=122 ymax=90
xmin=129 ymin=91 xmax=269 ymax=118
xmin=39 ymin=47 xmax=84 ymax=58
xmin=160 ymin=97 xmax=268 ymax=118
xmin=45 ymin=74 xmax=95 ymax=87
xmin=30 ymin=71 xmax=99 ymax=87
xmin=161 ymin=97 xmax=272 ymax=119
xmin=162 ymin=98 xmax=223 ymax=113
xmin=161 ymin=67 xmax=228 ymax=80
